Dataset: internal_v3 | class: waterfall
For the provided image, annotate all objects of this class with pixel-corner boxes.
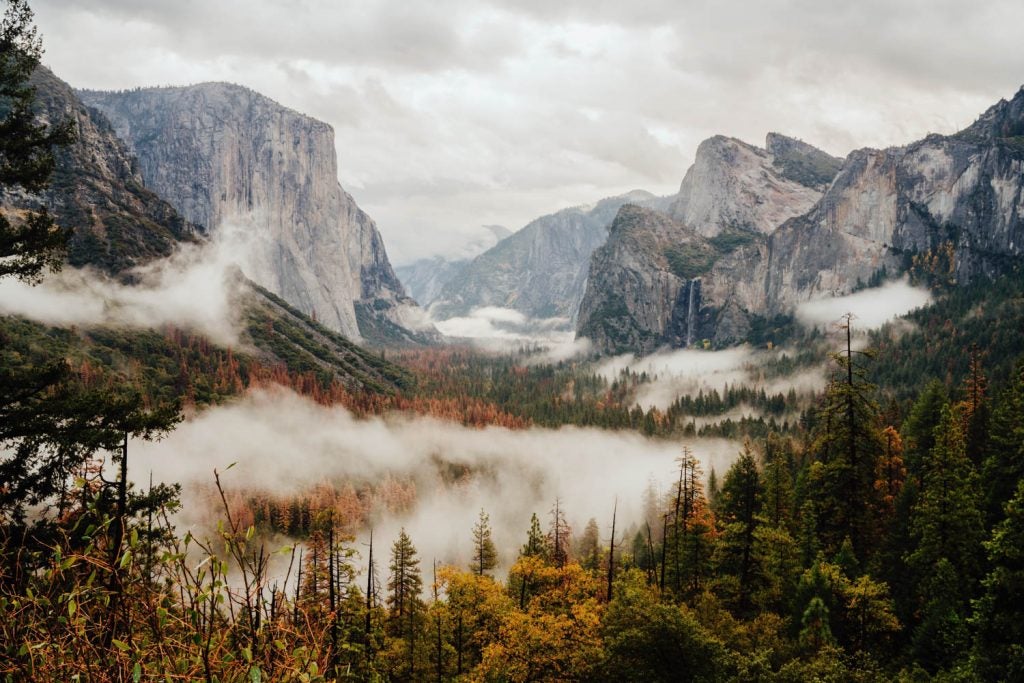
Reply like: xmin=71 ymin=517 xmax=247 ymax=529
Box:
xmin=685 ymin=278 xmax=700 ymax=347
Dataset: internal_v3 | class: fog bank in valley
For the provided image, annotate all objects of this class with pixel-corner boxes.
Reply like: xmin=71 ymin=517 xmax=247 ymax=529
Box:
xmin=128 ymin=388 xmax=742 ymax=574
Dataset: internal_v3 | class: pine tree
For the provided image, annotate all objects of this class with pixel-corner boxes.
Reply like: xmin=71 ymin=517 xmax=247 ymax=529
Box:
xmin=547 ymin=498 xmax=571 ymax=569
xmin=761 ymin=432 xmax=795 ymax=530
xmin=970 ymin=479 xmax=1024 ymax=680
xmin=906 ymin=404 xmax=985 ymax=670
xmin=470 ymin=508 xmax=497 ymax=577
xmin=387 ymin=528 xmax=424 ymax=636
xmin=807 ymin=315 xmax=885 ymax=557
xmin=576 ymin=518 xmax=601 ymax=572
xmin=386 ymin=528 xmax=424 ymax=680
xmin=907 ymin=404 xmax=985 ymax=587
xmin=901 ymin=380 xmax=948 ymax=482
xmin=0 ymin=0 xmax=75 ymax=281
xmin=714 ymin=442 xmax=762 ymax=614
xmin=960 ymin=346 xmax=989 ymax=467
xmin=521 ymin=512 xmax=547 ymax=560
xmin=981 ymin=359 xmax=1024 ymax=526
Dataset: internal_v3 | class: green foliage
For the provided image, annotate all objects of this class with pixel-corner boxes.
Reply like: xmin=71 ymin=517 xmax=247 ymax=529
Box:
xmin=471 ymin=508 xmax=498 ymax=577
xmin=665 ymin=241 xmax=719 ymax=280
xmin=970 ymin=480 xmax=1024 ymax=680
xmin=600 ymin=569 xmax=729 ymax=682
xmin=0 ymin=0 xmax=75 ymax=282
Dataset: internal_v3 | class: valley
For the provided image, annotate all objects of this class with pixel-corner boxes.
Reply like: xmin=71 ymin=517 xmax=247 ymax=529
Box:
xmin=2 ymin=1 xmax=1023 ymax=680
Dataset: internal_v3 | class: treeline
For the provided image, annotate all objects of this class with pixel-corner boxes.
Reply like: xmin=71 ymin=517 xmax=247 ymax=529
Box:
xmin=395 ymin=348 xmax=804 ymax=439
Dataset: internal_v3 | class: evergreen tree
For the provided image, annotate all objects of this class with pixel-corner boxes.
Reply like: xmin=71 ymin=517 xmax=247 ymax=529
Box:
xmin=981 ymin=359 xmax=1024 ymax=525
xmin=386 ymin=528 xmax=424 ymax=637
xmin=901 ymin=380 xmax=948 ymax=482
xmin=576 ymin=517 xmax=601 ymax=572
xmin=761 ymin=432 xmax=795 ymax=530
xmin=521 ymin=512 xmax=547 ymax=560
xmin=970 ymin=479 xmax=1024 ymax=680
xmin=906 ymin=405 xmax=985 ymax=670
xmin=907 ymin=404 xmax=985 ymax=587
xmin=807 ymin=315 xmax=885 ymax=557
xmin=547 ymin=498 xmax=571 ymax=569
xmin=960 ymin=346 xmax=989 ymax=467
xmin=470 ymin=508 xmax=497 ymax=577
xmin=0 ymin=0 xmax=74 ymax=281
xmin=386 ymin=528 xmax=424 ymax=679
xmin=714 ymin=442 xmax=762 ymax=613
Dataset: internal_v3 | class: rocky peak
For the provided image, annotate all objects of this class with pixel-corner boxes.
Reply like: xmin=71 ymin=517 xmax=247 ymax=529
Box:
xmin=668 ymin=133 xmax=835 ymax=238
xmin=576 ymin=205 xmax=713 ymax=354
xmin=4 ymin=68 xmax=199 ymax=274
xmin=958 ymin=86 xmax=1024 ymax=141
xmin=765 ymin=132 xmax=843 ymax=190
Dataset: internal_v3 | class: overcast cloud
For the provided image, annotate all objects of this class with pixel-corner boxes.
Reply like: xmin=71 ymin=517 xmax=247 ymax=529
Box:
xmin=32 ymin=0 xmax=1024 ymax=264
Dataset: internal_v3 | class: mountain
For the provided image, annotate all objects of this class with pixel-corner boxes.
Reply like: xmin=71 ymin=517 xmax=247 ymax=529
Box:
xmin=577 ymin=91 xmax=1024 ymax=353
xmin=668 ymin=133 xmax=840 ymax=238
xmin=576 ymin=205 xmax=713 ymax=354
xmin=430 ymin=190 xmax=658 ymax=321
xmin=396 ymin=256 xmax=471 ymax=307
xmin=395 ymin=224 xmax=511 ymax=306
xmin=576 ymin=134 xmax=841 ymax=353
xmin=78 ymin=83 xmax=437 ymax=346
xmin=1 ymin=67 xmax=412 ymax=394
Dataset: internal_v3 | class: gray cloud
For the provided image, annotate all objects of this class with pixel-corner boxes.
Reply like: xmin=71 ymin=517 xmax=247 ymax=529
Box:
xmin=32 ymin=0 xmax=1024 ymax=264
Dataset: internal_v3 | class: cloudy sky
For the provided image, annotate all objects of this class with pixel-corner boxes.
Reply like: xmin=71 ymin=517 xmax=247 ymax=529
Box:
xmin=33 ymin=0 xmax=1024 ymax=264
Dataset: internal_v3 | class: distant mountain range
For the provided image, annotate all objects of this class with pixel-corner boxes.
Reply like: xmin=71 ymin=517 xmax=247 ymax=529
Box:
xmin=403 ymin=190 xmax=671 ymax=323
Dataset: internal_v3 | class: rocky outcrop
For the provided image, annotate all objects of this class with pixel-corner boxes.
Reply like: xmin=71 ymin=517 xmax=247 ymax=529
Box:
xmin=432 ymin=190 xmax=658 ymax=322
xmin=668 ymin=134 xmax=840 ymax=238
xmin=705 ymin=88 xmax=1024 ymax=337
xmin=576 ymin=205 xmax=713 ymax=354
xmin=79 ymin=83 xmax=437 ymax=345
xmin=577 ymin=133 xmax=840 ymax=353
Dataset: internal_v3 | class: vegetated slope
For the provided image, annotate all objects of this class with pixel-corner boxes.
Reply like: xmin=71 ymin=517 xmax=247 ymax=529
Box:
xmin=0 ymin=67 xmax=200 ymax=274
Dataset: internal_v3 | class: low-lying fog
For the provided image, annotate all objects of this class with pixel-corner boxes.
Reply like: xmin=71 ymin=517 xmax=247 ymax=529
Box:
xmin=129 ymin=388 xmax=742 ymax=575
xmin=0 ymin=226 xmax=255 ymax=346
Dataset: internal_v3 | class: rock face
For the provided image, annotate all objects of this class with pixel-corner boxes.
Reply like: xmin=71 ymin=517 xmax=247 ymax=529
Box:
xmin=668 ymin=134 xmax=840 ymax=238
xmin=578 ymin=91 xmax=1024 ymax=354
xmin=79 ymin=83 xmax=436 ymax=345
xmin=2 ymin=68 xmax=200 ymax=274
xmin=576 ymin=205 xmax=713 ymax=354
xmin=432 ymin=190 xmax=657 ymax=321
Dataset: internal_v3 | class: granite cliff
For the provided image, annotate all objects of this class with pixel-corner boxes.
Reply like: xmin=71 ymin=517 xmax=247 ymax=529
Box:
xmin=79 ymin=83 xmax=436 ymax=346
xmin=577 ymin=91 xmax=1024 ymax=353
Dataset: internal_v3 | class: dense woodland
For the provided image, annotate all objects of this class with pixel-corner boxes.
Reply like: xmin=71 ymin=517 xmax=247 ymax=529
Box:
xmin=3 ymin=1 xmax=1024 ymax=681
